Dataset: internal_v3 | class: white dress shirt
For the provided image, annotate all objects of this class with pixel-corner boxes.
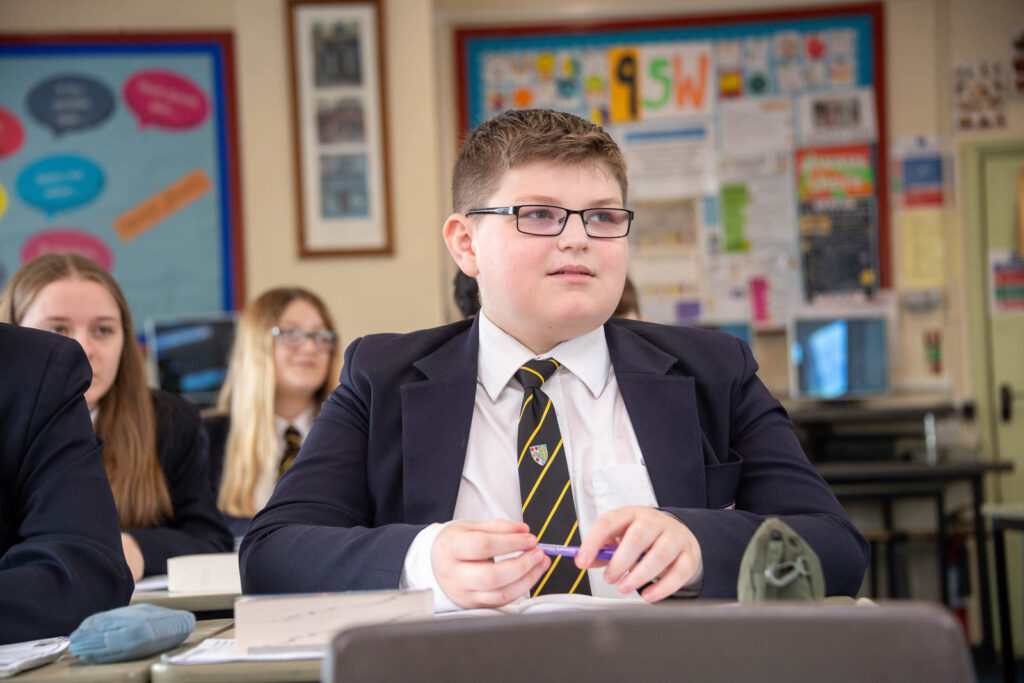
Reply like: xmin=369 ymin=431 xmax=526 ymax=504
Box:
xmin=252 ymin=406 xmax=315 ymax=509
xmin=402 ymin=312 xmax=662 ymax=610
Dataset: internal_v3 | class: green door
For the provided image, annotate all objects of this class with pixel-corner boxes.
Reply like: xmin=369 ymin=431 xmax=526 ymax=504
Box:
xmin=963 ymin=139 xmax=1024 ymax=657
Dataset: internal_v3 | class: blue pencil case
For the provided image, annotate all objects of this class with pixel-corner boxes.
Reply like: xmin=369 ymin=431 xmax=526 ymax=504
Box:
xmin=69 ymin=603 xmax=196 ymax=664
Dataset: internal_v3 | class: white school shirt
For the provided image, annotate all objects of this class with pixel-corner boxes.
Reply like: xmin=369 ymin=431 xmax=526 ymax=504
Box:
xmin=402 ymin=312 xmax=667 ymax=610
xmin=252 ymin=406 xmax=315 ymax=509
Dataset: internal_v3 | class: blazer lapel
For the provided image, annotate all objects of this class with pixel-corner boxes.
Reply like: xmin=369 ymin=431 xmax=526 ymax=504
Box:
xmin=605 ymin=323 xmax=706 ymax=509
xmin=401 ymin=318 xmax=480 ymax=522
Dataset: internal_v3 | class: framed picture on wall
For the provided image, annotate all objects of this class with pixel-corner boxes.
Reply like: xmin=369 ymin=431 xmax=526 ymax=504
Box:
xmin=287 ymin=0 xmax=392 ymax=256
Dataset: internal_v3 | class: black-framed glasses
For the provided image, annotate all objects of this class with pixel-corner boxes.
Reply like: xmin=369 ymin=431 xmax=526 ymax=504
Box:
xmin=271 ymin=326 xmax=337 ymax=351
xmin=466 ymin=204 xmax=633 ymax=238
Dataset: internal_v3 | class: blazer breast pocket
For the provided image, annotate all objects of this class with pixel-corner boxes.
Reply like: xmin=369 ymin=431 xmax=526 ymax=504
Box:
xmin=704 ymin=450 xmax=742 ymax=510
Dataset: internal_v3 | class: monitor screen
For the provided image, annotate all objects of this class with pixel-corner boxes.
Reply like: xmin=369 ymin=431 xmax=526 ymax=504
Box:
xmin=145 ymin=313 xmax=236 ymax=408
xmin=791 ymin=316 xmax=888 ymax=399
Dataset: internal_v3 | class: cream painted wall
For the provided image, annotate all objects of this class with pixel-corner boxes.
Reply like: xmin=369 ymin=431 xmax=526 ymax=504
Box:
xmin=0 ymin=0 xmax=447 ymax=346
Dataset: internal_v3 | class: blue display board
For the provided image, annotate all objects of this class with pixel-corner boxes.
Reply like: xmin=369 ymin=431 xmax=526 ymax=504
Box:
xmin=0 ymin=33 xmax=244 ymax=327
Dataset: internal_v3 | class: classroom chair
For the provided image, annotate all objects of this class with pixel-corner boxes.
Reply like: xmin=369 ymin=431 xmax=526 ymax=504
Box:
xmin=326 ymin=602 xmax=974 ymax=683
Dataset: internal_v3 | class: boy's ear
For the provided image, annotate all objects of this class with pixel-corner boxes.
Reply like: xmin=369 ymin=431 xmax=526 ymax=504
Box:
xmin=443 ymin=213 xmax=480 ymax=277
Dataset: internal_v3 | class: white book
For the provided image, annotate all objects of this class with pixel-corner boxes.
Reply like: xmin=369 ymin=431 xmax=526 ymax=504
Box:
xmin=162 ymin=638 xmax=323 ymax=664
xmin=167 ymin=552 xmax=241 ymax=594
xmin=0 ymin=637 xmax=68 ymax=678
xmin=438 ymin=593 xmax=652 ymax=619
xmin=234 ymin=589 xmax=432 ymax=654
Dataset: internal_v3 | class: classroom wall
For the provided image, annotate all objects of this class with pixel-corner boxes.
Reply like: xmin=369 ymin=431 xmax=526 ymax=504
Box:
xmin=0 ymin=0 xmax=447 ymax=345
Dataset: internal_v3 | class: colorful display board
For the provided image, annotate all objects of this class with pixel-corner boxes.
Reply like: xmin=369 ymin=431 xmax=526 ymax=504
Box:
xmin=0 ymin=33 xmax=243 ymax=327
xmin=456 ymin=3 xmax=887 ymax=328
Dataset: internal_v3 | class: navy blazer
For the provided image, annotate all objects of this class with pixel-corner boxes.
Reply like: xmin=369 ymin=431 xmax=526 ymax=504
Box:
xmin=201 ymin=413 xmax=255 ymax=539
xmin=241 ymin=318 xmax=868 ymax=599
xmin=0 ymin=324 xmax=134 ymax=643
xmin=128 ymin=391 xmax=233 ymax=575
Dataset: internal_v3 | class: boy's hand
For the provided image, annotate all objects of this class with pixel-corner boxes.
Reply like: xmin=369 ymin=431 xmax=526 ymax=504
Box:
xmin=431 ymin=519 xmax=551 ymax=608
xmin=576 ymin=506 xmax=701 ymax=602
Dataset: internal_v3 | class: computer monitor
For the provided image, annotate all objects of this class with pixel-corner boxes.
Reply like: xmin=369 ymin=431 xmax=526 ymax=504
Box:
xmin=790 ymin=314 xmax=889 ymax=399
xmin=145 ymin=313 xmax=236 ymax=408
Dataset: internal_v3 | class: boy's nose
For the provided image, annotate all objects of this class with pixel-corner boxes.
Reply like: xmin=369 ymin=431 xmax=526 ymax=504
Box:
xmin=557 ymin=213 xmax=590 ymax=247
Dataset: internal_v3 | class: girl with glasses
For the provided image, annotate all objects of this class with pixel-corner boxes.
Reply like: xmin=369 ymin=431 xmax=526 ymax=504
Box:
xmin=0 ymin=253 xmax=232 ymax=580
xmin=205 ymin=287 xmax=340 ymax=538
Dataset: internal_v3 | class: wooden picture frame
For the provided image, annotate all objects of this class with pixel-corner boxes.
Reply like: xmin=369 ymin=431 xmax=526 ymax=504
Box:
xmin=287 ymin=0 xmax=392 ymax=256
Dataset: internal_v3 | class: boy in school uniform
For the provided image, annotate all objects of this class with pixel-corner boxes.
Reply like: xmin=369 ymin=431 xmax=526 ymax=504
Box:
xmin=240 ymin=109 xmax=867 ymax=608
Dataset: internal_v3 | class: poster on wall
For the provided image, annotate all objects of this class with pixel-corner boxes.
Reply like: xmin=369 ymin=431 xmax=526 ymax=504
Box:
xmin=989 ymin=249 xmax=1024 ymax=314
xmin=952 ymin=59 xmax=1008 ymax=131
xmin=796 ymin=144 xmax=878 ymax=299
xmin=456 ymin=3 xmax=888 ymax=326
xmin=0 ymin=33 xmax=244 ymax=328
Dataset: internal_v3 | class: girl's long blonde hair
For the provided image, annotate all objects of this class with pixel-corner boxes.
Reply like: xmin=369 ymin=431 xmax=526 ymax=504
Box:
xmin=215 ymin=287 xmax=340 ymax=516
xmin=0 ymin=253 xmax=172 ymax=528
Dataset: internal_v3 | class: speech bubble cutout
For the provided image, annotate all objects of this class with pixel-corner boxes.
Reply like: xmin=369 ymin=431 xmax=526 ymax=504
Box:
xmin=21 ymin=228 xmax=114 ymax=270
xmin=17 ymin=155 xmax=104 ymax=216
xmin=0 ymin=106 xmax=26 ymax=157
xmin=124 ymin=70 xmax=209 ymax=130
xmin=27 ymin=75 xmax=115 ymax=137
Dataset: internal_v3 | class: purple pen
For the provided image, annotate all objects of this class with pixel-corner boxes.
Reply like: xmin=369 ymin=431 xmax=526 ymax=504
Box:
xmin=537 ymin=543 xmax=617 ymax=561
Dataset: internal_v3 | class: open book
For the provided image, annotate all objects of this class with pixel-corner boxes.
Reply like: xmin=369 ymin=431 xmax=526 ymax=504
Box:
xmin=439 ymin=593 xmax=652 ymax=619
xmin=234 ymin=589 xmax=433 ymax=654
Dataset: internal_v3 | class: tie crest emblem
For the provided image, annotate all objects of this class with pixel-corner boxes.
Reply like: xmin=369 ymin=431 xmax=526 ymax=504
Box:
xmin=529 ymin=444 xmax=549 ymax=466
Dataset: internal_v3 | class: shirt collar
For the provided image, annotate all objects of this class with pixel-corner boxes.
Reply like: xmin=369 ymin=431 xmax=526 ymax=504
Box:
xmin=477 ymin=310 xmax=611 ymax=401
xmin=275 ymin=404 xmax=315 ymax=440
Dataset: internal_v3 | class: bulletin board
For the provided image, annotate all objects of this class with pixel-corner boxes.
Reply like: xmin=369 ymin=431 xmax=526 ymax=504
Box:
xmin=0 ymin=33 xmax=244 ymax=329
xmin=456 ymin=3 xmax=888 ymax=328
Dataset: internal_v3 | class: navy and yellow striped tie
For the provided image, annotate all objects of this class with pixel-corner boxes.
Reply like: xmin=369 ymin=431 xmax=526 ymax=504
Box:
xmin=515 ymin=358 xmax=591 ymax=596
xmin=278 ymin=425 xmax=302 ymax=478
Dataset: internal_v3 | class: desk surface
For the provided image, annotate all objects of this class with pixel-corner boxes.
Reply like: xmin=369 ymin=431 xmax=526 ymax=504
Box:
xmin=149 ymin=625 xmax=321 ymax=683
xmin=815 ymin=459 xmax=1013 ymax=483
xmin=17 ymin=619 xmax=232 ymax=682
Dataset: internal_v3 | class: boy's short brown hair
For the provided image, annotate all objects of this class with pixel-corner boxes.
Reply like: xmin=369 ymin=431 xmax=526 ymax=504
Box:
xmin=452 ymin=109 xmax=628 ymax=214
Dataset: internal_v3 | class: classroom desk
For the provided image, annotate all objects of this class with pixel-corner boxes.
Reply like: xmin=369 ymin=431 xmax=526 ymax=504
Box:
xmin=15 ymin=619 xmax=232 ymax=682
xmin=982 ymin=503 xmax=1024 ymax=683
xmin=147 ymin=601 xmax=864 ymax=682
xmin=149 ymin=624 xmax=321 ymax=683
xmin=815 ymin=459 xmax=1014 ymax=659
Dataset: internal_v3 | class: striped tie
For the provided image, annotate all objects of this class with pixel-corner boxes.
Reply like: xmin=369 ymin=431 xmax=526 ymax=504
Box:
xmin=515 ymin=358 xmax=591 ymax=596
xmin=278 ymin=425 xmax=301 ymax=478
